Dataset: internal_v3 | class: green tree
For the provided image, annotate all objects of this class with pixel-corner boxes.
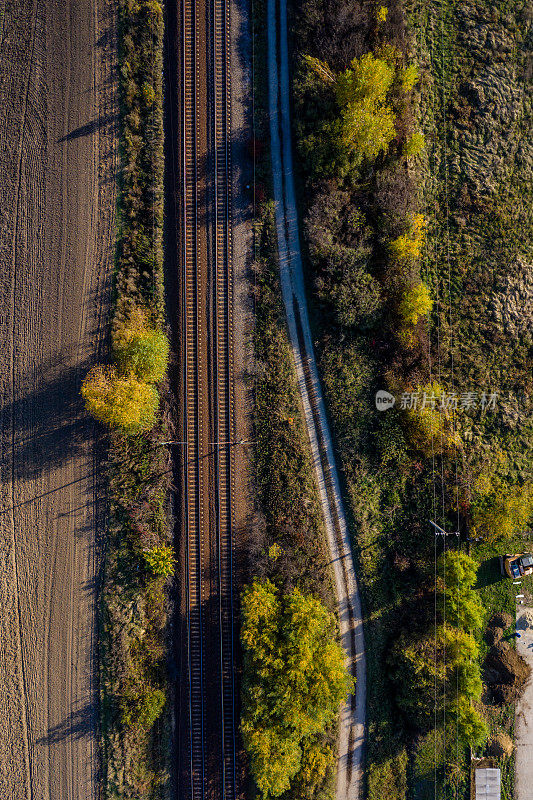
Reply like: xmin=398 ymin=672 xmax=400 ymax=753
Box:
xmin=290 ymin=737 xmax=336 ymax=798
xmin=388 ymin=629 xmax=440 ymax=729
xmin=243 ymin=727 xmax=301 ymax=797
xmin=438 ymin=551 xmax=483 ymax=632
xmin=448 ymin=696 xmax=488 ymax=747
xmin=444 ymin=627 xmax=482 ymax=701
xmin=81 ymin=366 xmax=158 ymax=434
xmin=389 ymin=624 xmax=483 ymax=736
xmin=317 ymin=243 xmax=381 ymax=328
xmin=113 ymin=306 xmax=169 ymax=383
xmin=241 ymin=580 xmax=352 ymax=797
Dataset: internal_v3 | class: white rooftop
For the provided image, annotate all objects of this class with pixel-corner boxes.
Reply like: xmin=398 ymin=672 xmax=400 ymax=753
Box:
xmin=475 ymin=768 xmax=501 ymax=800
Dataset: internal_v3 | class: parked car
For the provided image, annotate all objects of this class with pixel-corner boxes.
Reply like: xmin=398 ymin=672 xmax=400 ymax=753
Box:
xmin=503 ymin=553 xmax=533 ymax=580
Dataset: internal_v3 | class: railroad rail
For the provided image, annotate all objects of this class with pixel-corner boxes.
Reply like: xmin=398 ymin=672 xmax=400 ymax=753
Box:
xmin=179 ymin=0 xmax=237 ymax=791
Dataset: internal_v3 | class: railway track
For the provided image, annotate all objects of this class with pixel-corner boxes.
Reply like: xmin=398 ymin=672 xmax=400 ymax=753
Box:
xmin=179 ymin=0 xmax=237 ymax=791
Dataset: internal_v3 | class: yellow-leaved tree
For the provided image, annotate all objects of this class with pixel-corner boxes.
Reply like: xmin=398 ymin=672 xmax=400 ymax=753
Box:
xmin=398 ymin=280 xmax=432 ymax=347
xmin=389 ymin=213 xmax=427 ymax=262
xmin=400 ymin=64 xmax=419 ymax=93
xmin=81 ymin=366 xmax=158 ymax=434
xmin=399 ymin=282 xmax=432 ymax=327
xmin=403 ymin=130 xmax=425 ymax=159
xmin=471 ymin=482 xmax=533 ymax=541
xmin=335 ymin=52 xmax=396 ymax=162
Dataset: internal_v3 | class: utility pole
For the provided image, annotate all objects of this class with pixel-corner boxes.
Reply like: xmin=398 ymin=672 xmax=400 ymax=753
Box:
xmin=430 ymin=520 xmax=460 ymax=538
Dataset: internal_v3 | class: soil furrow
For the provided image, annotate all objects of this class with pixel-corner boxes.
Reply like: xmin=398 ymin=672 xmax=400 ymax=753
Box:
xmin=0 ymin=2 xmax=116 ymax=798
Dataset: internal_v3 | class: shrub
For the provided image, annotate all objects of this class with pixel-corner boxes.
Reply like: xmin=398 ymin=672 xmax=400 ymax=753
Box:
xmin=241 ymin=580 xmax=352 ymax=797
xmin=81 ymin=366 xmax=158 ymax=433
xmin=141 ymin=81 xmax=155 ymax=106
xmin=143 ymin=545 xmax=175 ymax=577
xmin=389 ymin=214 xmax=426 ymax=262
xmin=403 ymin=381 xmax=458 ymax=454
xmin=471 ymin=482 xmax=533 ymax=540
xmin=120 ymin=686 xmax=166 ymax=730
xmin=113 ymin=307 xmax=169 ymax=383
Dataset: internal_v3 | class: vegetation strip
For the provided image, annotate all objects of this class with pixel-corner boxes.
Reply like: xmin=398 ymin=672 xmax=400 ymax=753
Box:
xmin=287 ymin=0 xmax=532 ymax=798
xmin=267 ymin=0 xmax=367 ymax=792
xmin=81 ymin=1 xmax=173 ymax=797
xmin=244 ymin=199 xmax=352 ymax=800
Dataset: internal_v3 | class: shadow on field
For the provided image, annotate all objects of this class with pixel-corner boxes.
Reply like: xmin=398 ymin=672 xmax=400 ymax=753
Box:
xmin=0 ymin=314 xmax=109 ymax=492
xmin=38 ymin=703 xmax=96 ymax=744
xmin=58 ymin=113 xmax=118 ymax=143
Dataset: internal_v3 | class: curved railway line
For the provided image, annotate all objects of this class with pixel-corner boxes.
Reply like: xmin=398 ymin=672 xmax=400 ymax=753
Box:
xmin=178 ymin=0 xmax=237 ymax=792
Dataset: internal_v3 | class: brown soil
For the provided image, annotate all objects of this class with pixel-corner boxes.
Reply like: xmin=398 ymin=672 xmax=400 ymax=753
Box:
xmin=485 ymin=626 xmax=504 ymax=647
xmin=487 ymin=731 xmax=514 ymax=758
xmin=488 ymin=611 xmax=513 ymax=630
xmin=484 ymin=641 xmax=531 ymax=705
xmin=0 ymin=2 xmax=116 ymax=798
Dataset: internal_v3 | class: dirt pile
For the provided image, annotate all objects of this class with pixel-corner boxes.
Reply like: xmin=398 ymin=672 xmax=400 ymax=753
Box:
xmin=487 ymin=730 xmax=514 ymax=758
xmin=484 ymin=641 xmax=531 ymax=704
xmin=516 ymin=608 xmax=533 ymax=631
xmin=489 ymin=611 xmax=513 ymax=629
xmin=485 ymin=626 xmax=504 ymax=647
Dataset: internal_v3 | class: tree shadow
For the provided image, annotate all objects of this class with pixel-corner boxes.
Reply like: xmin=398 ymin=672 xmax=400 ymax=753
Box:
xmin=476 ymin=556 xmax=503 ymax=589
xmin=38 ymin=702 xmax=97 ymax=745
xmin=0 ymin=315 xmax=109 ymax=489
xmin=6 ymin=364 xmax=91 ymax=480
xmin=58 ymin=113 xmax=118 ymax=143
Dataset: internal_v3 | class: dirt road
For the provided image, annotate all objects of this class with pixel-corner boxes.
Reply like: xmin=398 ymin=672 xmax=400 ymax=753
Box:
xmin=267 ymin=0 xmax=366 ymax=796
xmin=0 ymin=2 xmax=116 ymax=798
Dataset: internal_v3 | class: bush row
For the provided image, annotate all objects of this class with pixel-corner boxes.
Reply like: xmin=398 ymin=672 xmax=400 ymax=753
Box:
xmin=90 ymin=2 xmax=173 ymax=798
xmin=243 ymin=203 xmax=345 ymax=800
